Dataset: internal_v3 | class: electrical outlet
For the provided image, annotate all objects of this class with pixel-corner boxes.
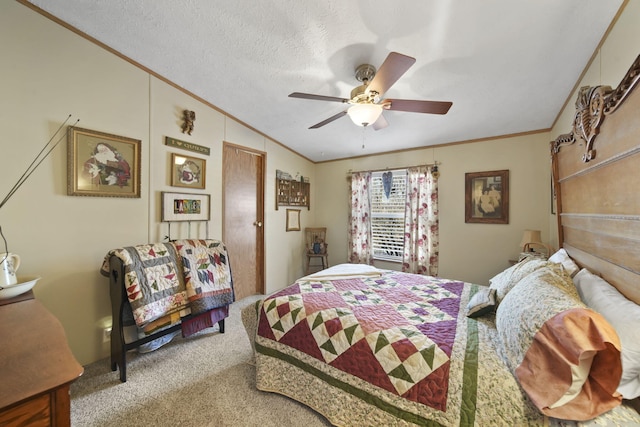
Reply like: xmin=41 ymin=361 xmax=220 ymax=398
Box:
xmin=103 ymin=327 xmax=112 ymax=343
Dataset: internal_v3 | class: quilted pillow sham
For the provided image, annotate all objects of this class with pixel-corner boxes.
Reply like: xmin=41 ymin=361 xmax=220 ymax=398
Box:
xmin=548 ymin=248 xmax=580 ymax=278
xmin=496 ymin=264 xmax=622 ymax=421
xmin=573 ymin=268 xmax=640 ymax=399
xmin=489 ymin=256 xmax=549 ymax=302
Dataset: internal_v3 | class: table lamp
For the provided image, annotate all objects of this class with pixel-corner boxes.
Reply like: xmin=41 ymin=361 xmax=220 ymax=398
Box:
xmin=519 ymin=229 xmax=552 ymax=257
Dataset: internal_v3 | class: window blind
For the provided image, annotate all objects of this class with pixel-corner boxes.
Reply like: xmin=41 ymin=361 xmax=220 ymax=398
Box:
xmin=370 ymin=170 xmax=406 ymax=261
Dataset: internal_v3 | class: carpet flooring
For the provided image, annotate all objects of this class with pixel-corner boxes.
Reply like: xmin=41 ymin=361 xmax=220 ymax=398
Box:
xmin=70 ymin=295 xmax=332 ymax=426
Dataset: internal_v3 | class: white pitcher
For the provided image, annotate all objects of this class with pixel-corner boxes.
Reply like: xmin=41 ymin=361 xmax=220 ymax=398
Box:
xmin=0 ymin=253 xmax=20 ymax=287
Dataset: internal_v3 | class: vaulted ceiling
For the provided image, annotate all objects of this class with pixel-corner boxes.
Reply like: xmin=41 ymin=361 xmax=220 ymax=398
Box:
xmin=25 ymin=1 xmax=624 ymax=162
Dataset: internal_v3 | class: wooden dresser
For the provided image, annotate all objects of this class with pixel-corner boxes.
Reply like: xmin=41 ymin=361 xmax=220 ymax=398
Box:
xmin=0 ymin=291 xmax=83 ymax=426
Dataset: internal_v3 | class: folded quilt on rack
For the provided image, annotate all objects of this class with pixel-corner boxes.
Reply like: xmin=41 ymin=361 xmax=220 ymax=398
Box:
xmin=101 ymin=239 xmax=235 ymax=336
xmin=174 ymin=239 xmax=235 ymax=316
xmin=100 ymin=242 xmax=189 ymax=331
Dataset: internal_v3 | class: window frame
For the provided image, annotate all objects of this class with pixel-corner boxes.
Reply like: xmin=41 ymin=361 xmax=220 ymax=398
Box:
xmin=370 ymin=169 xmax=407 ymax=262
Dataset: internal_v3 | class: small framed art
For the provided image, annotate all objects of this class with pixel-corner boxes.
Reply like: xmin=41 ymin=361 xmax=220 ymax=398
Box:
xmin=161 ymin=192 xmax=210 ymax=222
xmin=286 ymin=209 xmax=301 ymax=231
xmin=171 ymin=153 xmax=206 ymax=189
xmin=67 ymin=127 xmax=141 ymax=197
xmin=465 ymin=169 xmax=509 ymax=224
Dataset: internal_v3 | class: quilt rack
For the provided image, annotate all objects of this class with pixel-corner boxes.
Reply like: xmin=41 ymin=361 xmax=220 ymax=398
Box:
xmin=163 ymin=220 xmax=209 ymax=242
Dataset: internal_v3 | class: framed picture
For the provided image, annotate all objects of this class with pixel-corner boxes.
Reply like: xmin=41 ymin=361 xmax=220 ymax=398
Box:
xmin=286 ymin=209 xmax=301 ymax=231
xmin=465 ymin=170 xmax=509 ymax=224
xmin=67 ymin=127 xmax=141 ymax=197
xmin=171 ymin=153 xmax=206 ymax=189
xmin=161 ymin=192 xmax=210 ymax=222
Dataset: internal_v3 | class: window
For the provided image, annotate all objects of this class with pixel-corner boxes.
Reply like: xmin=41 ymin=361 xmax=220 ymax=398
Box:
xmin=370 ymin=170 xmax=407 ymax=261
xmin=349 ymin=166 xmax=438 ymax=274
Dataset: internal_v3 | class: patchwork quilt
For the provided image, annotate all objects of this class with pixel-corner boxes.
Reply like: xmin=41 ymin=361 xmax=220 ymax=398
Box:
xmin=101 ymin=242 xmax=188 ymax=330
xmin=101 ymin=239 xmax=234 ymax=333
xmin=260 ymin=273 xmax=459 ymax=408
xmin=174 ymin=239 xmax=235 ymax=314
xmin=245 ymin=267 xmax=640 ymax=426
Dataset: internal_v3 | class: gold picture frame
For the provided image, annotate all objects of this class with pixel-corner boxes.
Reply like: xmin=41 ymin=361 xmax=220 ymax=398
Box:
xmin=161 ymin=191 xmax=210 ymax=222
xmin=286 ymin=209 xmax=301 ymax=231
xmin=465 ymin=170 xmax=509 ymax=224
xmin=170 ymin=153 xmax=206 ymax=189
xmin=67 ymin=127 xmax=141 ymax=197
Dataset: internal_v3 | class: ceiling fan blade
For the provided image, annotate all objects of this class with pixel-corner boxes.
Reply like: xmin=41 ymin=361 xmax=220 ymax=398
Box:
xmin=309 ymin=110 xmax=348 ymax=129
xmin=367 ymin=52 xmax=416 ymax=97
xmin=385 ymin=99 xmax=452 ymax=115
xmin=289 ymin=92 xmax=348 ymax=103
xmin=372 ymin=114 xmax=388 ymax=131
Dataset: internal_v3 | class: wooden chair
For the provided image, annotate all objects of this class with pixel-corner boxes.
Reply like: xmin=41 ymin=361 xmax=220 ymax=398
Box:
xmin=305 ymin=227 xmax=328 ymax=274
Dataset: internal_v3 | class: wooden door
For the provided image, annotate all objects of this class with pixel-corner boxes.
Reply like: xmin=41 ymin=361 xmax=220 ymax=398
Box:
xmin=222 ymin=142 xmax=265 ymax=299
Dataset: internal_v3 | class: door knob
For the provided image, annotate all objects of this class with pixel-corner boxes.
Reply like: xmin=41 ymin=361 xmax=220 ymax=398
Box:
xmin=253 ymin=221 xmax=263 ymax=227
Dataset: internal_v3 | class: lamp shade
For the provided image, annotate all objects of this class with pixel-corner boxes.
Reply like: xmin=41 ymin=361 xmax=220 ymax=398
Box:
xmin=520 ymin=229 xmax=542 ymax=250
xmin=347 ymin=103 xmax=383 ymax=127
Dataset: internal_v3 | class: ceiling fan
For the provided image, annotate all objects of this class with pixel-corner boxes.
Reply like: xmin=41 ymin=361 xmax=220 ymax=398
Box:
xmin=289 ymin=52 xmax=452 ymax=130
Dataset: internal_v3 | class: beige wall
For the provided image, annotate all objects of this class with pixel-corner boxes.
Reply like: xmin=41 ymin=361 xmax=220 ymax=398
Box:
xmin=1 ymin=1 xmax=638 ymax=367
xmin=316 ymin=132 xmax=551 ymax=286
xmin=1 ymin=2 xmax=152 ymax=366
xmin=0 ymin=2 xmax=313 ymax=365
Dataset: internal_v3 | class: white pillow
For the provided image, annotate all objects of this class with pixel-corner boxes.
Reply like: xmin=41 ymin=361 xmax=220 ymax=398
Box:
xmin=548 ymin=248 xmax=579 ymax=278
xmin=573 ymin=268 xmax=640 ymax=399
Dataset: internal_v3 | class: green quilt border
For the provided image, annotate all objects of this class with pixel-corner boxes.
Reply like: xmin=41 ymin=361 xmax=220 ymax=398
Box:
xmin=256 ymin=341 xmax=445 ymax=426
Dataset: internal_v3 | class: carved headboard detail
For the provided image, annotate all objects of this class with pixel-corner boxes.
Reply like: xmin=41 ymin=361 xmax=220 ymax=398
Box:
xmin=552 ymin=55 xmax=640 ymax=163
xmin=551 ymin=54 xmax=640 ymax=305
xmin=573 ymin=85 xmax=612 ymax=162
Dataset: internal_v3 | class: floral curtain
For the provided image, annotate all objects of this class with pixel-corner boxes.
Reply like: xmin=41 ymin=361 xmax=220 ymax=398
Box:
xmin=348 ymin=171 xmax=373 ymax=264
xmin=402 ymin=166 xmax=439 ymax=275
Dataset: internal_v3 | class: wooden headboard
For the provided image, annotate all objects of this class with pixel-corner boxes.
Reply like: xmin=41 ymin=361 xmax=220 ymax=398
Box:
xmin=551 ymin=54 xmax=640 ymax=305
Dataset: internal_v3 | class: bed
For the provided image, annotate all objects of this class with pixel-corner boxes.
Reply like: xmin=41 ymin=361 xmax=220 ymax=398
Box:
xmin=242 ymin=54 xmax=640 ymax=426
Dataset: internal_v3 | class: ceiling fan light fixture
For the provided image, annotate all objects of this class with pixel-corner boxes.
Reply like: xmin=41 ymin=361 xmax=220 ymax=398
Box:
xmin=347 ymin=103 xmax=383 ymax=127
xmin=291 ymin=52 xmax=451 ymax=130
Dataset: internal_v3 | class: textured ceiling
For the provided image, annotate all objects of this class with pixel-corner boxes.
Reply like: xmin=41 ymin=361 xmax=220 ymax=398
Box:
xmin=26 ymin=1 xmax=623 ymax=162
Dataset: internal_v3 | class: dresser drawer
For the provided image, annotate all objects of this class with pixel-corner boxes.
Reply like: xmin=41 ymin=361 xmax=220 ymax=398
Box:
xmin=0 ymin=394 xmax=50 ymax=426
